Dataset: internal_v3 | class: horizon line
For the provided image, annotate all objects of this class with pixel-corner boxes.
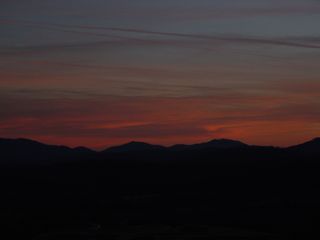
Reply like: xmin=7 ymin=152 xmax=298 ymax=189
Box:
xmin=1 ymin=136 xmax=319 ymax=152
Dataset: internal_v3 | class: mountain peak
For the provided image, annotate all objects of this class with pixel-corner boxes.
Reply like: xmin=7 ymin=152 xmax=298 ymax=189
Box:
xmin=104 ymin=141 xmax=165 ymax=153
xmin=294 ymin=137 xmax=320 ymax=146
xmin=170 ymin=138 xmax=247 ymax=151
xmin=0 ymin=137 xmax=41 ymax=144
xmin=289 ymin=137 xmax=320 ymax=154
xmin=310 ymin=137 xmax=320 ymax=143
xmin=207 ymin=138 xmax=246 ymax=144
xmin=203 ymin=138 xmax=247 ymax=148
xmin=0 ymin=137 xmax=93 ymax=165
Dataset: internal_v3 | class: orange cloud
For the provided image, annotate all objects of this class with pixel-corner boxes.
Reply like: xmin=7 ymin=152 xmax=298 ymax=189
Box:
xmin=0 ymin=91 xmax=319 ymax=149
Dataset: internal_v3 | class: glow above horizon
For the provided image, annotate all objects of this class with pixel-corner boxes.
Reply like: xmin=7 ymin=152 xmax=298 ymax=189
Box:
xmin=0 ymin=0 xmax=320 ymax=149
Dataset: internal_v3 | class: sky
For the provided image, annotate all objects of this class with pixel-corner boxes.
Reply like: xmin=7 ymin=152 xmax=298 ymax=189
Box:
xmin=0 ymin=0 xmax=320 ymax=149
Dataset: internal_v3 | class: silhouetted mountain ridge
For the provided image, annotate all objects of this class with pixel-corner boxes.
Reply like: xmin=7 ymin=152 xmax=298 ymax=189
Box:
xmin=103 ymin=141 xmax=165 ymax=153
xmin=170 ymin=138 xmax=248 ymax=151
xmin=0 ymin=138 xmax=95 ymax=165
xmin=288 ymin=137 xmax=320 ymax=154
xmin=1 ymin=137 xmax=320 ymax=165
xmin=1 ymin=137 xmax=320 ymax=239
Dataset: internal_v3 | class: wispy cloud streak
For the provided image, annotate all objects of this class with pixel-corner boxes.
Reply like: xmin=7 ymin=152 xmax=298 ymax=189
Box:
xmin=1 ymin=18 xmax=320 ymax=49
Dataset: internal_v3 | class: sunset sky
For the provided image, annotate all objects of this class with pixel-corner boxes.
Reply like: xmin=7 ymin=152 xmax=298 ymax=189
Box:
xmin=1 ymin=0 xmax=320 ymax=149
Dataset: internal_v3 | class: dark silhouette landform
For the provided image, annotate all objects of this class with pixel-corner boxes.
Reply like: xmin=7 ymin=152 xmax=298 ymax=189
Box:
xmin=1 ymin=137 xmax=320 ymax=239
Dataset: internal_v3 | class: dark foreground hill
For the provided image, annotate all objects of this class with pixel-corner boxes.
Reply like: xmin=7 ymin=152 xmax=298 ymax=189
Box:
xmin=0 ymin=138 xmax=95 ymax=165
xmin=1 ymin=137 xmax=320 ymax=239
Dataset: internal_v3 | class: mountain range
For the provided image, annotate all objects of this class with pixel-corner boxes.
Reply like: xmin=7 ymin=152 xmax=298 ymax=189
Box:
xmin=2 ymin=137 xmax=320 ymax=239
xmin=0 ymin=137 xmax=320 ymax=165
